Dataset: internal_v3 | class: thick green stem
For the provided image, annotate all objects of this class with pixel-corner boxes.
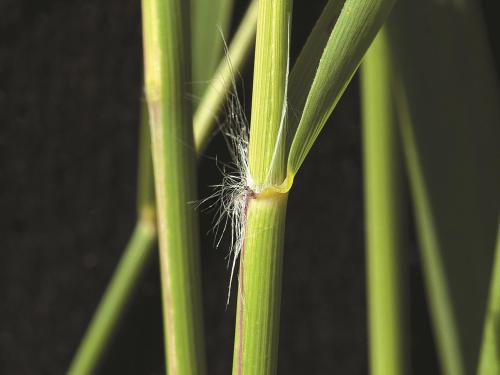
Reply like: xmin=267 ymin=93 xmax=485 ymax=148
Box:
xmin=478 ymin=219 xmax=500 ymax=375
xmin=248 ymin=0 xmax=291 ymax=186
xmin=142 ymin=0 xmax=206 ymax=373
xmin=231 ymin=1 xmax=291 ymax=373
xmin=233 ymin=193 xmax=288 ymax=375
xmin=361 ymin=28 xmax=408 ymax=375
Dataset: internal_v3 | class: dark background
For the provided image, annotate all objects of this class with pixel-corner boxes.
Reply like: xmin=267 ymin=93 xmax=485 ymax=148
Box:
xmin=1 ymin=0 xmax=498 ymax=374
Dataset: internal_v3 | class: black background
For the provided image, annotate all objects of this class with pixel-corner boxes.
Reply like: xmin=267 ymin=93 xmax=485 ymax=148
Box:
xmin=1 ymin=0 xmax=498 ymax=374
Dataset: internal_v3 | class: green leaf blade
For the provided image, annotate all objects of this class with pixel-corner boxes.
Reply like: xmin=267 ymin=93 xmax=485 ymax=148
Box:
xmin=287 ymin=0 xmax=395 ymax=176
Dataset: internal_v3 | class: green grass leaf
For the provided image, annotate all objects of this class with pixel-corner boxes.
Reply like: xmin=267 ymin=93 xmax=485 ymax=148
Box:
xmin=286 ymin=0 xmax=344 ymax=163
xmin=287 ymin=0 xmax=395 ymax=176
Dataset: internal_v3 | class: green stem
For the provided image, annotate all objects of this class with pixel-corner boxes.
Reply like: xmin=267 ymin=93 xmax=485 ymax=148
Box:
xmin=478 ymin=219 xmax=500 ymax=375
xmin=67 ymin=103 xmax=155 ymax=375
xmin=232 ymin=0 xmax=291 ymax=374
xmin=394 ymin=77 xmax=465 ymax=375
xmin=361 ymin=28 xmax=408 ymax=375
xmin=67 ymin=221 xmax=155 ymax=375
xmin=233 ymin=193 xmax=288 ymax=375
xmin=142 ymin=0 xmax=206 ymax=373
xmin=248 ymin=0 xmax=291 ymax=186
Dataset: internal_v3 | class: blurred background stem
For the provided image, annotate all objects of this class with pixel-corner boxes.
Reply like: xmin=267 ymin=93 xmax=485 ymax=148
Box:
xmin=478 ymin=218 xmax=500 ymax=375
xmin=66 ymin=105 xmax=156 ymax=375
xmin=361 ymin=28 xmax=408 ymax=375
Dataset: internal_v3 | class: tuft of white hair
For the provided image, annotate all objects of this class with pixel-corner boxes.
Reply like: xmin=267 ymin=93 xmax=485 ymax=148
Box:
xmin=196 ymin=38 xmax=255 ymax=305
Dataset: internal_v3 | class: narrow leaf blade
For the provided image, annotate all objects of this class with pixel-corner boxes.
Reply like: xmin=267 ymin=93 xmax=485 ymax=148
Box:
xmin=287 ymin=0 xmax=395 ymax=175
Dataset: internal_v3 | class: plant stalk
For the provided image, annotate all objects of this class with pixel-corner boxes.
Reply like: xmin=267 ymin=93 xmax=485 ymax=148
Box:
xmin=248 ymin=0 xmax=291 ymax=185
xmin=232 ymin=192 xmax=288 ymax=375
xmin=232 ymin=0 xmax=291 ymax=374
xmin=142 ymin=0 xmax=206 ymax=373
xmin=361 ymin=28 xmax=408 ymax=375
xmin=66 ymin=221 xmax=155 ymax=375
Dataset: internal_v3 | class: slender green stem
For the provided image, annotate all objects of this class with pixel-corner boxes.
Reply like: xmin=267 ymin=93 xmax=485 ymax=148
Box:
xmin=194 ymin=0 xmax=258 ymax=154
xmin=142 ymin=0 xmax=206 ymax=373
xmin=361 ymin=28 xmax=408 ymax=375
xmin=233 ymin=193 xmax=288 ymax=375
xmin=478 ymin=219 xmax=500 ymax=375
xmin=67 ymin=221 xmax=155 ymax=375
xmin=67 ymin=103 xmax=156 ymax=375
xmin=394 ymin=78 xmax=465 ymax=375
